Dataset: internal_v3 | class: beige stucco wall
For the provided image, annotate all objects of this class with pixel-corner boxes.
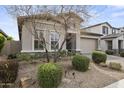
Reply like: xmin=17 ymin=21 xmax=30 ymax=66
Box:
xmin=21 ymin=17 xmax=81 ymax=52
xmin=21 ymin=23 xmax=33 ymax=52
xmin=85 ymin=23 xmax=113 ymax=35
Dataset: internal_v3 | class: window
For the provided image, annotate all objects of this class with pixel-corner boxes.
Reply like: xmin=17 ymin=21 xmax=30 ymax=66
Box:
xmin=107 ymin=41 xmax=112 ymax=50
xmin=68 ymin=18 xmax=76 ymax=30
xmin=34 ymin=31 xmax=44 ymax=50
xmin=50 ymin=32 xmax=59 ymax=50
xmin=112 ymin=29 xmax=116 ymax=34
xmin=102 ymin=26 xmax=108 ymax=34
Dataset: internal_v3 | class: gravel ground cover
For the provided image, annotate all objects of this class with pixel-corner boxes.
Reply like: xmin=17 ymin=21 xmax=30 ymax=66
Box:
xmin=15 ymin=60 xmax=123 ymax=88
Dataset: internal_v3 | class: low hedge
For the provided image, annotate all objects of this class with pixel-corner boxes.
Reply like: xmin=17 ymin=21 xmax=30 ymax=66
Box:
xmin=92 ymin=51 xmax=107 ymax=64
xmin=17 ymin=53 xmax=32 ymax=61
xmin=72 ymin=55 xmax=90 ymax=72
xmin=120 ymin=52 xmax=124 ymax=57
xmin=105 ymin=50 xmax=115 ymax=55
xmin=37 ymin=62 xmax=62 ymax=88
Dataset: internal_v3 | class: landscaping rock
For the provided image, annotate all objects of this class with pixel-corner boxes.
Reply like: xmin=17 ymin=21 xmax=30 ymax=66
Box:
xmin=99 ymin=63 xmax=107 ymax=67
xmin=62 ymin=78 xmax=71 ymax=83
xmin=20 ymin=77 xmax=35 ymax=88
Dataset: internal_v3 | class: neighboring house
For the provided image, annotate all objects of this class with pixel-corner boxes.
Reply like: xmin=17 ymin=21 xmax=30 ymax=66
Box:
xmin=0 ymin=29 xmax=8 ymax=38
xmin=83 ymin=22 xmax=124 ymax=53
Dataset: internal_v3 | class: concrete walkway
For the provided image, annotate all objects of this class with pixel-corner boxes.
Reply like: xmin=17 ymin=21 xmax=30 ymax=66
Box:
xmin=105 ymin=79 xmax=124 ymax=88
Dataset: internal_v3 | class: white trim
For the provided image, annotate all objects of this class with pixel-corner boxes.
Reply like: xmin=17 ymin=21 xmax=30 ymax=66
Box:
xmin=21 ymin=50 xmax=60 ymax=53
xmin=80 ymin=35 xmax=99 ymax=39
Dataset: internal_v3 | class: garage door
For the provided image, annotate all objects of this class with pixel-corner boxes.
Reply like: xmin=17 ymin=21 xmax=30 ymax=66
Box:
xmin=80 ymin=38 xmax=98 ymax=53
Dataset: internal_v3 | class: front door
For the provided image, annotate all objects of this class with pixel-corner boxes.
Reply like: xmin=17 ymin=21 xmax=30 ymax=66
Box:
xmin=66 ymin=33 xmax=76 ymax=52
xmin=107 ymin=40 xmax=112 ymax=50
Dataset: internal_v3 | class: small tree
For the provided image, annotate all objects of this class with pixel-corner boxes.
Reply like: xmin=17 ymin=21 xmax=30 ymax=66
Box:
xmin=0 ymin=33 xmax=5 ymax=52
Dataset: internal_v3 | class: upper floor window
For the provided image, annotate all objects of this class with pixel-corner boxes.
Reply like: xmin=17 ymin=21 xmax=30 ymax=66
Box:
xmin=102 ymin=26 xmax=108 ymax=34
xmin=34 ymin=31 xmax=44 ymax=50
xmin=112 ymin=29 xmax=116 ymax=34
xmin=50 ymin=32 xmax=59 ymax=50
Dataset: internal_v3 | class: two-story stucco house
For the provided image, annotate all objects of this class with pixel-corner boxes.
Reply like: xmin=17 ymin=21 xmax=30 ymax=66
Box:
xmin=83 ymin=22 xmax=124 ymax=53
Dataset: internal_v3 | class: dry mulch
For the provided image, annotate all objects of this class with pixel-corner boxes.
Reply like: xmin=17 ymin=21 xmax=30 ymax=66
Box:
xmin=15 ymin=59 xmax=124 ymax=88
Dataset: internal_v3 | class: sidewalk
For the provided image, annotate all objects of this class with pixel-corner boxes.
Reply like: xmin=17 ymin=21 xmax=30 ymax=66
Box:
xmin=105 ymin=79 xmax=124 ymax=88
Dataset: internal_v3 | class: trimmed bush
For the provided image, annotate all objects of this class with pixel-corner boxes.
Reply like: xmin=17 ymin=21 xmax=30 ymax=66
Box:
xmin=92 ymin=51 xmax=107 ymax=64
xmin=37 ymin=63 xmax=62 ymax=88
xmin=109 ymin=62 xmax=122 ymax=71
xmin=72 ymin=55 xmax=90 ymax=72
xmin=17 ymin=53 xmax=32 ymax=61
xmin=105 ymin=50 xmax=115 ymax=55
xmin=0 ymin=61 xmax=18 ymax=83
xmin=120 ymin=52 xmax=124 ymax=57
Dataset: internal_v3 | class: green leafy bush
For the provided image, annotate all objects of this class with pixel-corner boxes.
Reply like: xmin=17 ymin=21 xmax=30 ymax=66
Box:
xmin=67 ymin=51 xmax=76 ymax=56
xmin=0 ymin=33 xmax=5 ymax=52
xmin=92 ymin=51 xmax=107 ymax=64
xmin=105 ymin=50 xmax=115 ymax=55
xmin=109 ymin=62 xmax=122 ymax=71
xmin=72 ymin=55 xmax=90 ymax=72
xmin=37 ymin=63 xmax=62 ymax=88
xmin=120 ymin=52 xmax=124 ymax=57
xmin=59 ymin=50 xmax=67 ymax=57
xmin=17 ymin=53 xmax=32 ymax=61
xmin=0 ymin=61 xmax=18 ymax=83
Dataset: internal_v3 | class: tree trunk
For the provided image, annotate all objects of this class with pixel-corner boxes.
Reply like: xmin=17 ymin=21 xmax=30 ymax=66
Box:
xmin=45 ymin=49 xmax=50 ymax=62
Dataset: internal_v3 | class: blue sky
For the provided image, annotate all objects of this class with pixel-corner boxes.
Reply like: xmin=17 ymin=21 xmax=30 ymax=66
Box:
xmin=0 ymin=5 xmax=124 ymax=40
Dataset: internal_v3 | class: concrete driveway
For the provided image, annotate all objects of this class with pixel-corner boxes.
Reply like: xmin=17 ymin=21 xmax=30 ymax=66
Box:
xmin=83 ymin=54 xmax=124 ymax=70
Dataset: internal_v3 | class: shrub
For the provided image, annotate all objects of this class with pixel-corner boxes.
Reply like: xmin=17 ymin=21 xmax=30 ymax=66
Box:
xmin=59 ymin=50 xmax=67 ymax=57
xmin=109 ymin=62 xmax=122 ymax=71
xmin=0 ymin=61 xmax=18 ymax=83
xmin=92 ymin=51 xmax=107 ymax=64
xmin=7 ymin=36 xmax=13 ymax=41
xmin=105 ymin=50 xmax=115 ymax=55
xmin=37 ymin=63 xmax=62 ymax=88
xmin=67 ymin=51 xmax=76 ymax=56
xmin=0 ymin=33 xmax=5 ymax=52
xmin=72 ymin=55 xmax=90 ymax=72
xmin=120 ymin=52 xmax=124 ymax=57
xmin=17 ymin=53 xmax=32 ymax=61
xmin=8 ymin=54 xmax=17 ymax=59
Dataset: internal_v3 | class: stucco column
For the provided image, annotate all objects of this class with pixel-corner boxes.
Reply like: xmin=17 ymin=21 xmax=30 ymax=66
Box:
xmin=76 ymin=32 xmax=80 ymax=52
xmin=97 ymin=38 xmax=101 ymax=50
xmin=112 ymin=38 xmax=118 ymax=50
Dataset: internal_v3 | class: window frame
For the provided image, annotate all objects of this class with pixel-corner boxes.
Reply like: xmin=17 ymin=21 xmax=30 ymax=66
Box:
xmin=34 ymin=30 xmax=45 ymax=51
xmin=50 ymin=31 xmax=60 ymax=51
xmin=102 ymin=26 xmax=108 ymax=34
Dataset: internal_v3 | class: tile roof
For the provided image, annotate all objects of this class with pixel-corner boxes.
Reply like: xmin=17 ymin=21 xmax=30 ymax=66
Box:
xmin=0 ymin=29 xmax=8 ymax=37
xmin=101 ymin=33 xmax=124 ymax=39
